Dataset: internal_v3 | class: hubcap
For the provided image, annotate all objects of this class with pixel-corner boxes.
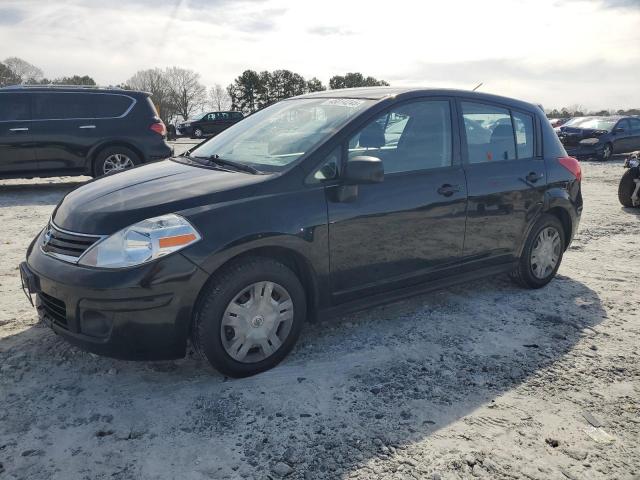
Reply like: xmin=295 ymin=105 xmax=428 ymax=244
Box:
xmin=530 ymin=227 xmax=561 ymax=279
xmin=103 ymin=153 xmax=134 ymax=174
xmin=603 ymin=145 xmax=611 ymax=159
xmin=221 ymin=281 xmax=294 ymax=363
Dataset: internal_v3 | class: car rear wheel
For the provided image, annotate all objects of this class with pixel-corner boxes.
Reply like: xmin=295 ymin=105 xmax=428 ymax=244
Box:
xmin=618 ymin=169 xmax=638 ymax=207
xmin=94 ymin=146 xmax=140 ymax=177
xmin=193 ymin=127 xmax=204 ymax=139
xmin=192 ymin=257 xmax=306 ymax=377
xmin=599 ymin=142 xmax=613 ymax=161
xmin=510 ymin=214 xmax=565 ymax=289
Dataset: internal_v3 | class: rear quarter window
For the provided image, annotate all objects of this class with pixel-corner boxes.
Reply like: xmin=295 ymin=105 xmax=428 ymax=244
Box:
xmin=89 ymin=94 xmax=134 ymax=118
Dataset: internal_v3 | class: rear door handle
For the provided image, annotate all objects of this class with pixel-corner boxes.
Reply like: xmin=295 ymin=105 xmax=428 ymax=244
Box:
xmin=9 ymin=127 xmax=29 ymax=132
xmin=525 ymin=172 xmax=543 ymax=183
xmin=437 ymin=184 xmax=461 ymax=197
xmin=79 ymin=125 xmax=96 ymax=129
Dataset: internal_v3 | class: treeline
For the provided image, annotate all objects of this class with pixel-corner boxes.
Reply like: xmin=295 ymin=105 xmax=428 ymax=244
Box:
xmin=0 ymin=57 xmax=389 ymax=125
xmin=546 ymin=105 xmax=640 ymax=118
xmin=0 ymin=57 xmax=96 ymax=86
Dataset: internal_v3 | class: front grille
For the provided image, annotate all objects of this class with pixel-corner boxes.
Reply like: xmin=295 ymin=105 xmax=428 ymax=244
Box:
xmin=41 ymin=222 xmax=101 ymax=261
xmin=40 ymin=292 xmax=67 ymax=328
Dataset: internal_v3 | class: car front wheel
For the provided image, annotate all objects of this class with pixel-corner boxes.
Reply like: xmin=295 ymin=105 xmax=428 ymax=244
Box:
xmin=193 ymin=127 xmax=204 ymax=138
xmin=192 ymin=257 xmax=306 ymax=377
xmin=599 ymin=142 xmax=613 ymax=161
xmin=511 ymin=214 xmax=565 ymax=289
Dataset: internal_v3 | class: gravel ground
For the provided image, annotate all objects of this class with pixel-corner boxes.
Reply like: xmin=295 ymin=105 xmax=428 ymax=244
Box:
xmin=0 ymin=154 xmax=638 ymax=480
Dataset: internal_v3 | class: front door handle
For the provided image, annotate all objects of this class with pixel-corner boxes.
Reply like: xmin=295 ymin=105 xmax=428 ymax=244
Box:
xmin=437 ymin=184 xmax=461 ymax=197
xmin=79 ymin=125 xmax=96 ymax=129
xmin=9 ymin=127 xmax=29 ymax=133
xmin=526 ymin=172 xmax=543 ymax=183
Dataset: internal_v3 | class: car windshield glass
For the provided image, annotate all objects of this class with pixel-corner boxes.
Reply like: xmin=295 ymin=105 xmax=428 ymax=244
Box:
xmin=566 ymin=117 xmax=616 ymax=131
xmin=187 ymin=98 xmax=374 ymax=172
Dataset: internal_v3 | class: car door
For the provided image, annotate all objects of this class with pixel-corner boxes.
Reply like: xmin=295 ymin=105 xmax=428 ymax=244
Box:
xmin=459 ymin=100 xmax=545 ymax=267
xmin=628 ymin=118 xmax=640 ymax=151
xmin=326 ymin=98 xmax=468 ymax=303
xmin=199 ymin=113 xmax=215 ymax=134
xmin=30 ymin=92 xmax=95 ymax=172
xmin=612 ymin=119 xmax=632 ymax=154
xmin=0 ymin=91 xmax=38 ymax=174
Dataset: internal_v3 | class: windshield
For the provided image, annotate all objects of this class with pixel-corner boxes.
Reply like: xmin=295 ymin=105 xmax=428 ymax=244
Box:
xmin=564 ymin=117 xmax=616 ymax=131
xmin=188 ymin=98 xmax=374 ymax=172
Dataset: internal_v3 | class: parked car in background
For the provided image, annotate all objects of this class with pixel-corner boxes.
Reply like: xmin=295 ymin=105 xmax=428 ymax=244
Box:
xmin=556 ymin=116 xmax=640 ymax=160
xmin=21 ymin=87 xmax=582 ymax=377
xmin=549 ymin=118 xmax=571 ymax=128
xmin=177 ymin=111 xmax=244 ymax=138
xmin=0 ymin=85 xmax=171 ymax=178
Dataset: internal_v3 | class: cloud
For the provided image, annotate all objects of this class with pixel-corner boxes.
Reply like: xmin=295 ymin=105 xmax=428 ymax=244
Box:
xmin=0 ymin=0 xmax=638 ymax=110
xmin=308 ymin=26 xmax=354 ymax=36
xmin=0 ymin=7 xmax=25 ymax=25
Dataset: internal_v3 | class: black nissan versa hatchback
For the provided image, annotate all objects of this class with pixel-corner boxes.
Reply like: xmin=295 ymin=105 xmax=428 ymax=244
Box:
xmin=20 ymin=87 xmax=583 ymax=377
xmin=0 ymin=85 xmax=172 ymax=178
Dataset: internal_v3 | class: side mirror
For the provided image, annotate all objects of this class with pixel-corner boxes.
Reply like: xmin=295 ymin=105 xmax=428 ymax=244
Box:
xmin=614 ymin=127 xmax=625 ymax=134
xmin=343 ymin=156 xmax=384 ymax=185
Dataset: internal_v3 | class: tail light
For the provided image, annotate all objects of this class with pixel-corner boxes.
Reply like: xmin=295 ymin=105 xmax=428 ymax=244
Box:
xmin=558 ymin=156 xmax=582 ymax=182
xmin=150 ymin=121 xmax=167 ymax=137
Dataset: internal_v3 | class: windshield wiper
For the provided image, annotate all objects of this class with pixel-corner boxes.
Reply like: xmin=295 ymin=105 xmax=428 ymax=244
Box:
xmin=194 ymin=154 xmax=261 ymax=174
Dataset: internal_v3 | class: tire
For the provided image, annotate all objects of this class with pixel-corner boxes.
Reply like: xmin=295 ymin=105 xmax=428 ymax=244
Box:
xmin=598 ymin=142 xmax=613 ymax=161
xmin=192 ymin=257 xmax=306 ymax=377
xmin=510 ymin=214 xmax=565 ymax=289
xmin=192 ymin=128 xmax=203 ymax=139
xmin=618 ymin=169 xmax=637 ymax=208
xmin=93 ymin=146 xmax=141 ymax=177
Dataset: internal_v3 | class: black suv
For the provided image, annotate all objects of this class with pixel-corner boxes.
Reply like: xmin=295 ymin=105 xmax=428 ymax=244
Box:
xmin=177 ymin=111 xmax=243 ymax=138
xmin=21 ymin=87 xmax=582 ymax=377
xmin=0 ymin=86 xmax=172 ymax=178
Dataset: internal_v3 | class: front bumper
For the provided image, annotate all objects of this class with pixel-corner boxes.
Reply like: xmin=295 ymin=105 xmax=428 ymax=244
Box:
xmin=563 ymin=143 xmax=603 ymax=159
xmin=23 ymin=233 xmax=209 ymax=360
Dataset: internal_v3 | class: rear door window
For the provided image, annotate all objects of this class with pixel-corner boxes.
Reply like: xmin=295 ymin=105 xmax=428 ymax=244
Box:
xmin=32 ymin=92 xmax=93 ymax=120
xmin=629 ymin=118 xmax=640 ymax=134
xmin=462 ymin=102 xmax=516 ymax=163
xmin=0 ymin=93 xmax=30 ymax=121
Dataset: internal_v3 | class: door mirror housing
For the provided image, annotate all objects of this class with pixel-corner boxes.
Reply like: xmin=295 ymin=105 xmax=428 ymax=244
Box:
xmin=343 ymin=156 xmax=384 ymax=184
xmin=614 ymin=126 xmax=625 ymax=134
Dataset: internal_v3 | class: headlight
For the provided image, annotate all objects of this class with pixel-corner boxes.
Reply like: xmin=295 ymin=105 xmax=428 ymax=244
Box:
xmin=183 ymin=122 xmax=191 ymax=127
xmin=579 ymin=138 xmax=600 ymax=145
xmin=78 ymin=214 xmax=201 ymax=268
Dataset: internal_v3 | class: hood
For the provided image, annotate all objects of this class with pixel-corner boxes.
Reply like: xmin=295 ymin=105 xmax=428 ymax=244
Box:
xmin=557 ymin=127 xmax=608 ymax=146
xmin=53 ymin=159 xmax=271 ymax=234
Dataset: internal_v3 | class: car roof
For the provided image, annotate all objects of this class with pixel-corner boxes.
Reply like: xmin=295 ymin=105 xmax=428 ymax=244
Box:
xmin=0 ymin=85 xmax=148 ymax=96
xmin=294 ymin=86 xmax=541 ymax=112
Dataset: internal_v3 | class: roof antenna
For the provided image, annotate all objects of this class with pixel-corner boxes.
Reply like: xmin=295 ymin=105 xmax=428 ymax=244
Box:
xmin=472 ymin=82 xmax=483 ymax=92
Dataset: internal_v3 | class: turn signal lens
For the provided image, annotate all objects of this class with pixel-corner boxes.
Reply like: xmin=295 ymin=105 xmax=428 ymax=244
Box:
xmin=558 ymin=156 xmax=582 ymax=182
xmin=158 ymin=233 xmax=197 ymax=249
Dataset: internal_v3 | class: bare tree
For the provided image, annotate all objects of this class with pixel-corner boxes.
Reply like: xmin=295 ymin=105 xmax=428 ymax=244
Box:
xmin=165 ymin=67 xmax=207 ymax=121
xmin=0 ymin=62 xmax=20 ymax=86
xmin=208 ymin=84 xmax=231 ymax=111
xmin=125 ymin=68 xmax=175 ymax=124
xmin=3 ymin=57 xmax=43 ymax=83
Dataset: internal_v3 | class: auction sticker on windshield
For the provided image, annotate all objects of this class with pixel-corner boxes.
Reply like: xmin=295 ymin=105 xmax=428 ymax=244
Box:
xmin=321 ymin=98 xmax=365 ymax=108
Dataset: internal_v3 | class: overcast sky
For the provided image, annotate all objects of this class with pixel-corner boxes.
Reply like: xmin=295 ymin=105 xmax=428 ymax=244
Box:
xmin=1 ymin=0 xmax=639 ymax=110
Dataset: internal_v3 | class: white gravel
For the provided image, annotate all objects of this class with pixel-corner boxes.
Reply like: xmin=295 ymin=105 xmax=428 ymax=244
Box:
xmin=0 ymin=156 xmax=638 ymax=480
